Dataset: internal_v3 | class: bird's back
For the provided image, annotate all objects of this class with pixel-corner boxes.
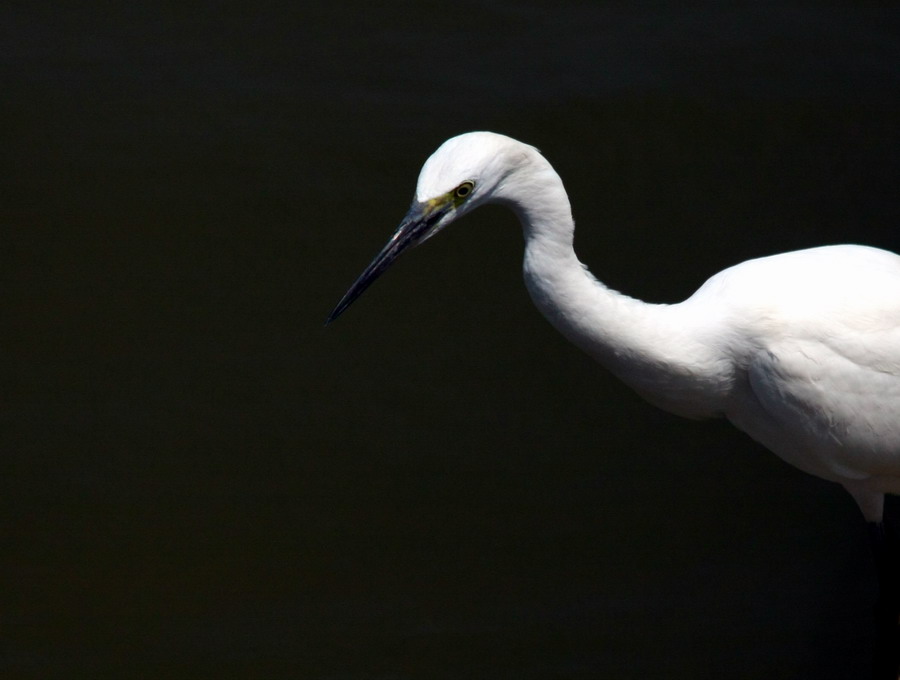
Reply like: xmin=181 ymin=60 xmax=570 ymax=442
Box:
xmin=690 ymin=244 xmax=900 ymax=330
xmin=688 ymin=245 xmax=900 ymax=489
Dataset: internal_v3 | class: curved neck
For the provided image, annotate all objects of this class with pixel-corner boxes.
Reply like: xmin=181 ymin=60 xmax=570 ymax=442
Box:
xmin=504 ymin=158 xmax=727 ymax=419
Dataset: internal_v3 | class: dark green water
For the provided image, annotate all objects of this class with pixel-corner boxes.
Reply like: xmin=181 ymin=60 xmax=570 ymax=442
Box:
xmin=3 ymin=3 xmax=900 ymax=678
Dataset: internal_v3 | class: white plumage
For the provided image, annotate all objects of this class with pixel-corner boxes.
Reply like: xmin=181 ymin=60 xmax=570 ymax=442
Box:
xmin=527 ymin=239 xmax=900 ymax=519
xmin=337 ymin=131 xmax=900 ymax=521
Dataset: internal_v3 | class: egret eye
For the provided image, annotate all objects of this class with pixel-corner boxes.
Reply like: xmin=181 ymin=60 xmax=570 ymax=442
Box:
xmin=454 ymin=181 xmax=475 ymax=199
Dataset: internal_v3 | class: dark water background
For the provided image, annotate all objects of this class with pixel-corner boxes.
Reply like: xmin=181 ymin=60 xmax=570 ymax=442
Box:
xmin=3 ymin=2 xmax=900 ymax=678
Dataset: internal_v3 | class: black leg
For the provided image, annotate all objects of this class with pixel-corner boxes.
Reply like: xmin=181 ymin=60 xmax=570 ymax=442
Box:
xmin=870 ymin=494 xmax=900 ymax=680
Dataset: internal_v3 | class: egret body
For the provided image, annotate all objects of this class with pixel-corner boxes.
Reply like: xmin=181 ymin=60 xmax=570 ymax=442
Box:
xmin=328 ymin=132 xmax=900 ymax=675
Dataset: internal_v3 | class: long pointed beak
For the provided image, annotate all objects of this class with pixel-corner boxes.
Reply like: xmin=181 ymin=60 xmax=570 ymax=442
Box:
xmin=326 ymin=200 xmax=449 ymax=323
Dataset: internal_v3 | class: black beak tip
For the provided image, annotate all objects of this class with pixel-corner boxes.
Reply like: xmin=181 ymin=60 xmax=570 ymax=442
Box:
xmin=325 ymin=282 xmax=368 ymax=326
xmin=324 ymin=308 xmax=341 ymax=326
xmin=325 ymin=297 xmax=351 ymax=325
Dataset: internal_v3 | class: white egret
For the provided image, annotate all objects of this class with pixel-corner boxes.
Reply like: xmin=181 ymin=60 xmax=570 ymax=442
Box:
xmin=328 ymin=132 xmax=900 ymax=676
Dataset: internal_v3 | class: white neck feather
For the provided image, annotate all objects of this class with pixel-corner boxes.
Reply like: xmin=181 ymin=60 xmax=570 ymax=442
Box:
xmin=501 ymin=153 xmax=729 ymax=419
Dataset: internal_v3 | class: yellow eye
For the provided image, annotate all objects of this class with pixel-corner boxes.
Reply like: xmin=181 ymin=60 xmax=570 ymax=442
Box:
xmin=454 ymin=181 xmax=475 ymax=199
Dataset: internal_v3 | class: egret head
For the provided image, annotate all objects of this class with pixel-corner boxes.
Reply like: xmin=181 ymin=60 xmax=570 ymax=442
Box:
xmin=327 ymin=131 xmax=537 ymax=323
